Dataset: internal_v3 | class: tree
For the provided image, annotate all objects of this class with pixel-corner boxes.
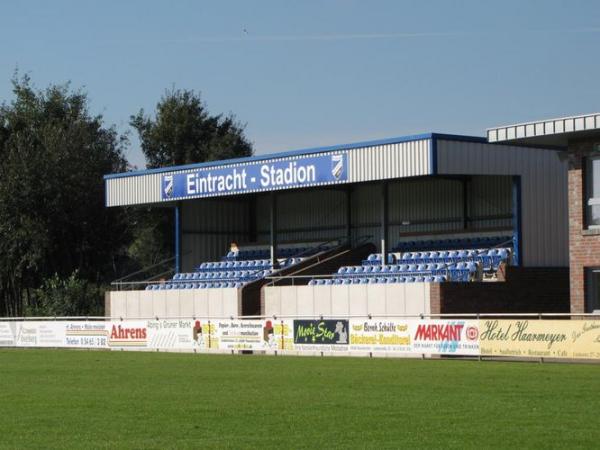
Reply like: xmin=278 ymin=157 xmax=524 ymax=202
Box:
xmin=0 ymin=75 xmax=130 ymax=316
xmin=130 ymin=88 xmax=253 ymax=168
xmin=128 ymin=89 xmax=254 ymax=269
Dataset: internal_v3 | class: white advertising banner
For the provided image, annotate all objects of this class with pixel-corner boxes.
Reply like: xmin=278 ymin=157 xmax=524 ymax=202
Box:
xmin=349 ymin=319 xmax=412 ymax=353
xmin=211 ymin=320 xmax=274 ymax=351
xmin=411 ymin=319 xmax=480 ymax=356
xmin=15 ymin=321 xmax=65 ymax=348
xmin=0 ymin=318 xmax=480 ymax=357
xmin=0 ymin=322 xmax=16 ymax=346
xmin=65 ymin=322 xmax=108 ymax=348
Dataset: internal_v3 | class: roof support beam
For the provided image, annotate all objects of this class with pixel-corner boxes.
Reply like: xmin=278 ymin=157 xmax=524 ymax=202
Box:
xmin=381 ymin=182 xmax=389 ymax=266
xmin=270 ymin=192 xmax=278 ymax=269
xmin=174 ymin=203 xmax=181 ymax=274
xmin=346 ymin=187 xmax=352 ymax=246
xmin=512 ymin=176 xmax=522 ymax=267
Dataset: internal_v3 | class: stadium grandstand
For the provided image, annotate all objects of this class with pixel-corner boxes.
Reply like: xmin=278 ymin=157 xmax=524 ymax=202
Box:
xmin=104 ymin=132 xmax=570 ymax=318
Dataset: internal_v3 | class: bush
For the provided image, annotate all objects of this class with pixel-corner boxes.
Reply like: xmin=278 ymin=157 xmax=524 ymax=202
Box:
xmin=27 ymin=271 xmax=104 ymax=317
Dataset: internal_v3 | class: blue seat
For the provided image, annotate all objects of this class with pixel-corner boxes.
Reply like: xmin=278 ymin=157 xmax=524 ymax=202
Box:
xmin=308 ymin=280 xmax=317 ymax=286
xmin=342 ymin=279 xmax=352 ymax=285
xmin=360 ymin=278 xmax=369 ymax=284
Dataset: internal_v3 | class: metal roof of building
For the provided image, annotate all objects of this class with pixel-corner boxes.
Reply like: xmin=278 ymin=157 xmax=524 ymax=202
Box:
xmin=487 ymin=112 xmax=600 ymax=147
xmin=104 ymin=133 xmax=485 ymax=180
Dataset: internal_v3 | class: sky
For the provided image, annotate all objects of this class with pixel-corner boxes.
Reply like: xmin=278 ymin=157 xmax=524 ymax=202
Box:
xmin=1 ymin=0 xmax=600 ymax=169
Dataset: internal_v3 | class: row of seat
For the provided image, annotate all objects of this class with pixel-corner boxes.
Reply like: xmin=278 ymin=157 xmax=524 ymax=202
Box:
xmin=194 ymin=258 xmax=302 ymax=272
xmin=173 ymin=269 xmax=273 ymax=281
xmin=309 ymin=275 xmax=447 ymax=285
xmin=146 ymin=281 xmax=244 ymax=290
xmin=163 ymin=245 xmax=314 ymax=290
xmin=335 ymin=264 xmax=477 ymax=282
xmin=338 ymin=262 xmax=478 ymax=274
xmin=392 ymin=236 xmax=511 ymax=252
xmin=364 ymin=248 xmax=511 ymax=271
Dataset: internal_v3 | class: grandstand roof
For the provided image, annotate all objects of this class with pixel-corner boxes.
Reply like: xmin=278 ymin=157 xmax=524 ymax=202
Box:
xmin=104 ymin=132 xmax=557 ymax=207
xmin=104 ymin=133 xmax=485 ymax=181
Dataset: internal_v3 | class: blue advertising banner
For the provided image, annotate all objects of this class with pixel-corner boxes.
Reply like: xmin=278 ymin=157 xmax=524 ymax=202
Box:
xmin=161 ymin=153 xmax=347 ymax=200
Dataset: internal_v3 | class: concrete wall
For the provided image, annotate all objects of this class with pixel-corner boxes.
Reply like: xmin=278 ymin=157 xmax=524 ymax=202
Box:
xmin=263 ymin=283 xmax=431 ymax=317
xmin=429 ymin=267 xmax=570 ymax=314
xmin=108 ymin=289 xmax=241 ymax=319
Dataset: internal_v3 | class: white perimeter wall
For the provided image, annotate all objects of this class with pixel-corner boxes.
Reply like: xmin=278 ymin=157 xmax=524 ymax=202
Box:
xmin=263 ymin=284 xmax=430 ymax=317
xmin=108 ymin=289 xmax=241 ymax=318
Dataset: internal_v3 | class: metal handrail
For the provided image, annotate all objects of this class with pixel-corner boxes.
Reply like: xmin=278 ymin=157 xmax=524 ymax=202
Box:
xmin=2 ymin=312 xmax=600 ymax=321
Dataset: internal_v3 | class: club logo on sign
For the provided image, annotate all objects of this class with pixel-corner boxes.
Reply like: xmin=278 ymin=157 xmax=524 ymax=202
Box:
xmin=163 ymin=175 xmax=173 ymax=199
xmin=331 ymin=154 xmax=344 ymax=180
xmin=466 ymin=326 xmax=479 ymax=341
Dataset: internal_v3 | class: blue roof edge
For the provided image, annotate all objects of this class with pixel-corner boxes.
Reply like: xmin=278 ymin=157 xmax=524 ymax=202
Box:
xmin=104 ymin=132 xmax=486 ymax=180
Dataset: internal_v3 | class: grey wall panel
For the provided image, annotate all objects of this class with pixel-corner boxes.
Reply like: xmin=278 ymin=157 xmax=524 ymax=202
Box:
xmin=436 ymin=140 xmax=568 ymax=267
xmin=255 ymin=189 xmax=348 ymax=244
xmin=106 ymin=173 xmax=163 ymax=207
xmin=181 ymin=198 xmax=251 ymax=270
xmin=388 ymin=178 xmax=463 ymax=237
xmin=350 ymin=184 xmax=381 ymax=249
xmin=469 ymin=176 xmax=512 ymax=230
xmin=348 ymin=139 xmax=431 ymax=183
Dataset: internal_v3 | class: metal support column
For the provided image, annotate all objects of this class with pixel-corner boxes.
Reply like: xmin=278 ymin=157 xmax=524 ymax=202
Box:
xmin=512 ymin=176 xmax=522 ymax=266
xmin=174 ymin=203 xmax=181 ymax=274
xmin=381 ymin=182 xmax=389 ymax=266
xmin=462 ymin=178 xmax=469 ymax=230
xmin=346 ymin=188 xmax=352 ymax=245
xmin=270 ymin=192 xmax=278 ymax=269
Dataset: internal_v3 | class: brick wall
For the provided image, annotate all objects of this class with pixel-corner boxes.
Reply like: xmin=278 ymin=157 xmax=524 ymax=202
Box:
xmin=568 ymin=139 xmax=600 ymax=313
xmin=429 ymin=266 xmax=569 ymax=314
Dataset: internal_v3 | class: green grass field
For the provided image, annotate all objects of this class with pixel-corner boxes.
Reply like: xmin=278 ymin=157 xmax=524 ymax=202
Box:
xmin=1 ymin=350 xmax=599 ymax=449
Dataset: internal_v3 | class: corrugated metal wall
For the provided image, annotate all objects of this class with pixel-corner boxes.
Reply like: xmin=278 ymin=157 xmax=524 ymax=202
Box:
xmin=436 ymin=140 xmax=568 ymax=267
xmin=181 ymin=173 xmax=517 ymax=267
xmin=351 ymin=177 xmax=512 ymax=252
xmin=348 ymin=139 xmax=430 ymax=182
xmin=388 ymin=178 xmax=463 ymax=236
xmin=469 ymin=176 xmax=512 ymax=230
xmin=181 ymin=198 xmax=250 ymax=271
xmin=256 ymin=189 xmax=348 ymax=244
xmin=349 ymin=183 xmax=381 ymax=247
xmin=106 ymin=173 xmax=163 ymax=206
